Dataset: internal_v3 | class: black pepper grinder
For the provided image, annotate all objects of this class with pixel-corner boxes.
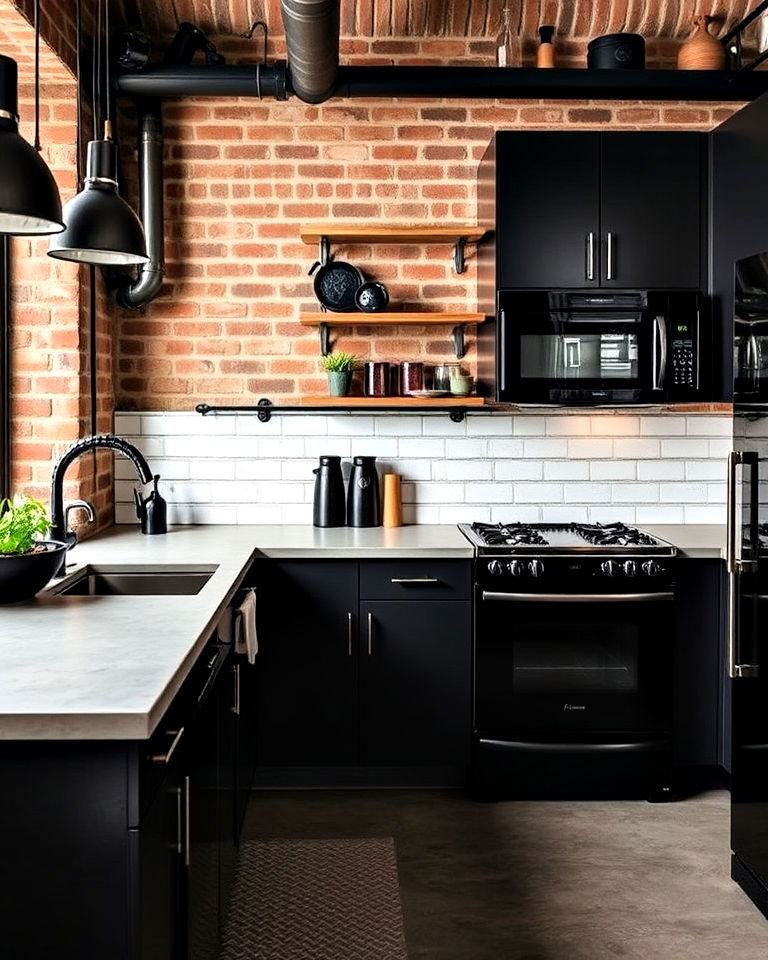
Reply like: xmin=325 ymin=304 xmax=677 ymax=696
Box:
xmin=347 ymin=456 xmax=381 ymax=527
xmin=133 ymin=474 xmax=168 ymax=534
xmin=312 ymin=455 xmax=346 ymax=527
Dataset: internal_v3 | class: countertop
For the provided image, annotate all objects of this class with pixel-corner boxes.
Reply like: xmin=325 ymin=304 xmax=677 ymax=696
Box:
xmin=0 ymin=522 xmax=724 ymax=742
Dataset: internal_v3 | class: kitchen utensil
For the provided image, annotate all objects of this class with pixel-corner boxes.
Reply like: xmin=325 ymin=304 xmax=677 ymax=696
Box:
xmin=537 ymin=25 xmax=555 ymax=67
xmin=347 ymin=456 xmax=381 ymax=527
xmin=400 ymin=362 xmax=424 ymax=394
xmin=309 ymin=257 xmax=364 ymax=312
xmin=312 ymin=455 xmax=345 ymax=527
xmin=382 ymin=473 xmax=403 ymax=528
xmin=133 ymin=474 xmax=167 ymax=534
xmin=355 ymin=281 xmax=389 ymax=312
xmin=364 ymin=361 xmax=392 ymax=397
xmin=677 ymin=15 xmax=725 ymax=70
xmin=587 ymin=33 xmax=645 ymax=70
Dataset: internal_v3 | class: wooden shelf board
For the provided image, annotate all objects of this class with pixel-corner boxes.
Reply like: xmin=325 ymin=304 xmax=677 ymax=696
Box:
xmin=300 ymin=311 xmax=485 ymax=326
xmin=300 ymin=224 xmax=485 ymax=245
xmin=296 ymin=396 xmax=486 ymax=408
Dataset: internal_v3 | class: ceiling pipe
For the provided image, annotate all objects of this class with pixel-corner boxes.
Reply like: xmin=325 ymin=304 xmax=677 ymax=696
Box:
xmin=279 ymin=0 xmax=339 ymax=104
xmin=113 ymin=100 xmax=164 ymax=308
xmin=116 ymin=63 xmax=288 ymax=99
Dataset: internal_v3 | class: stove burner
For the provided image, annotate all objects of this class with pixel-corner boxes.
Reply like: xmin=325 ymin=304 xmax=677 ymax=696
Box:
xmin=574 ymin=522 xmax=657 ymax=547
xmin=470 ymin=522 xmax=549 ymax=547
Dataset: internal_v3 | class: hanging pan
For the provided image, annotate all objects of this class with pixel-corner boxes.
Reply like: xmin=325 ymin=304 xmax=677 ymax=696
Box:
xmin=309 ymin=256 xmax=364 ymax=312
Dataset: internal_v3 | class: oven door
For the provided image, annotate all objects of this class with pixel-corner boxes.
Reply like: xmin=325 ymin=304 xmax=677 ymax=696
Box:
xmin=474 ymin=587 xmax=674 ymax=733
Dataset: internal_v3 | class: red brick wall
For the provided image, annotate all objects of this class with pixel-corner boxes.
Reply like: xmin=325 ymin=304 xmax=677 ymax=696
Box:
xmin=113 ymin=33 xmax=743 ymax=409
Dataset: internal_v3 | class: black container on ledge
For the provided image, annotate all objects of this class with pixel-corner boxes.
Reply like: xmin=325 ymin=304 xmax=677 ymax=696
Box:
xmin=347 ymin=456 xmax=381 ymax=527
xmin=313 ymin=455 xmax=346 ymax=527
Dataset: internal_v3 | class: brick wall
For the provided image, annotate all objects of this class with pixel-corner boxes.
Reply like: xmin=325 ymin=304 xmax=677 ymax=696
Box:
xmin=113 ymin=30 xmax=743 ymax=411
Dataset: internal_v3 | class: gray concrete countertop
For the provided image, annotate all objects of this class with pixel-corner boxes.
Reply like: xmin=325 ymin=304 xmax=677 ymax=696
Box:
xmin=642 ymin=524 xmax=726 ymax=559
xmin=0 ymin=524 xmax=472 ymax=742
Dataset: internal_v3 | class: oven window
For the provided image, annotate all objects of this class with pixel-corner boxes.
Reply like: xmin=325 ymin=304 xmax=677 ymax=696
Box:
xmin=520 ymin=333 xmax=638 ymax=380
xmin=513 ymin=625 xmax=639 ymax=693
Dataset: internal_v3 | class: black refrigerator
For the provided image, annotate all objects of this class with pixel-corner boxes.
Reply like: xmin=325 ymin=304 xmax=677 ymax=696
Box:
xmin=730 ymin=250 xmax=768 ymax=917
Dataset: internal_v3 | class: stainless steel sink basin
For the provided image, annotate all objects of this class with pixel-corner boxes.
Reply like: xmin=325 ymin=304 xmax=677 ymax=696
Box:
xmin=54 ymin=565 xmax=218 ymax=597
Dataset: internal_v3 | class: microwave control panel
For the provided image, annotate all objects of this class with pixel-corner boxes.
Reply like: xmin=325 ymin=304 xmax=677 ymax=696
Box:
xmin=670 ymin=315 xmax=698 ymax=390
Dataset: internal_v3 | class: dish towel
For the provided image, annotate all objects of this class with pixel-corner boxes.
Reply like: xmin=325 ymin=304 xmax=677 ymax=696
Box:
xmin=235 ymin=588 xmax=258 ymax=665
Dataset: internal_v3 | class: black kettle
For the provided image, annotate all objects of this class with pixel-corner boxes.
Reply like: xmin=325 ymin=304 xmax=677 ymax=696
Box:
xmin=347 ymin=456 xmax=381 ymax=527
xmin=313 ymin=456 xmax=346 ymax=527
xmin=133 ymin=474 xmax=168 ymax=535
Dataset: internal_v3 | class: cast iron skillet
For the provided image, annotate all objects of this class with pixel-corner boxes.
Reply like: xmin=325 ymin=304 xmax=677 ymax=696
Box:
xmin=309 ymin=257 xmax=364 ymax=312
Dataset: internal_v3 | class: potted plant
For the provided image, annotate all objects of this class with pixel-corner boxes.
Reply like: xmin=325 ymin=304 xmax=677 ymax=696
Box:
xmin=0 ymin=495 xmax=68 ymax=604
xmin=321 ymin=351 xmax=357 ymax=397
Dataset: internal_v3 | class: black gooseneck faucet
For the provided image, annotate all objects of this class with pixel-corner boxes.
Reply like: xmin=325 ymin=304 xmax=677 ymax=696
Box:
xmin=50 ymin=434 xmax=158 ymax=576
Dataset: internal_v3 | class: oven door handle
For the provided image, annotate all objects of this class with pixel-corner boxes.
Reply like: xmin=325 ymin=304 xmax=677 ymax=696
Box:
xmin=480 ymin=737 xmax=669 ymax=754
xmin=481 ymin=591 xmax=673 ymax=603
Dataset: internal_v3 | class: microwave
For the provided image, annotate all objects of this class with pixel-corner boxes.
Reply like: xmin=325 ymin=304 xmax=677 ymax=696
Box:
xmin=484 ymin=290 xmax=704 ymax=405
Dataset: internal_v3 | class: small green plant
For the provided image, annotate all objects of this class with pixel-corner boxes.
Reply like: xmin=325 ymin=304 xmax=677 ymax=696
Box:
xmin=0 ymin=495 xmax=51 ymax=555
xmin=321 ymin=351 xmax=357 ymax=373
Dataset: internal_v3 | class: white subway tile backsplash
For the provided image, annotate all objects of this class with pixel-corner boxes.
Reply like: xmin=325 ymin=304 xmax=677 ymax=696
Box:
xmin=114 ymin=411 xmax=731 ymax=526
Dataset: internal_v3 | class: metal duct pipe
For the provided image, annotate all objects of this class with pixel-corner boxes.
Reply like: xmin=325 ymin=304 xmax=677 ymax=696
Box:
xmin=114 ymin=101 xmax=164 ymax=309
xmin=279 ymin=0 xmax=339 ymax=103
xmin=115 ymin=64 xmax=288 ymax=100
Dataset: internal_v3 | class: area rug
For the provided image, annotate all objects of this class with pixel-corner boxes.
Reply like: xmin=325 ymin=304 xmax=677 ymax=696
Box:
xmin=221 ymin=837 xmax=409 ymax=960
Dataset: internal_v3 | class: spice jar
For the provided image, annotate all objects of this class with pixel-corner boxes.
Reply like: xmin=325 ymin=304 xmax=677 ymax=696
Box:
xmin=400 ymin=361 xmax=424 ymax=395
xmin=364 ymin=361 xmax=391 ymax=397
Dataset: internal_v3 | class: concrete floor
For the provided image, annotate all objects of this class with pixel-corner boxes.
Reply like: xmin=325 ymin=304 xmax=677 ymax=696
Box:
xmin=243 ymin=789 xmax=768 ymax=960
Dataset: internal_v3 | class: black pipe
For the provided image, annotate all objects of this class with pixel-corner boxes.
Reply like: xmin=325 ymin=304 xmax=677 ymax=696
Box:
xmin=115 ymin=63 xmax=288 ymax=99
xmin=0 ymin=236 xmax=9 ymax=500
xmin=114 ymin=100 xmax=164 ymax=309
xmin=115 ymin=64 xmax=768 ymax=103
xmin=279 ymin=0 xmax=339 ymax=103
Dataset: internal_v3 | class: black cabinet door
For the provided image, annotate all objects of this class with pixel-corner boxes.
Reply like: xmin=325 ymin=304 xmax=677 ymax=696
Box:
xmin=256 ymin=561 xmax=358 ymax=765
xmin=496 ymin=132 xmax=600 ymax=289
xmin=132 ymin=756 xmax=183 ymax=960
xmin=218 ymin=655 xmax=238 ymax=929
xmin=359 ymin=601 xmax=472 ymax=766
xmin=600 ymin=133 xmax=702 ymax=289
xmin=234 ymin=655 xmax=258 ymax=835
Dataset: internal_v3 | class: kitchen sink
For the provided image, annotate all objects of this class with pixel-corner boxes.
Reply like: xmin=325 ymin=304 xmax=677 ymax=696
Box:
xmin=54 ymin=565 xmax=218 ymax=597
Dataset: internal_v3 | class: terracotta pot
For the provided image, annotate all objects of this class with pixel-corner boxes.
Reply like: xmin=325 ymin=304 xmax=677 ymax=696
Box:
xmin=678 ymin=15 xmax=725 ymax=70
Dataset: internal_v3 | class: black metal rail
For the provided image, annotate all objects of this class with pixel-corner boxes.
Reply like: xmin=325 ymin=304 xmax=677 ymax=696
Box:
xmin=195 ymin=399 xmax=477 ymax=423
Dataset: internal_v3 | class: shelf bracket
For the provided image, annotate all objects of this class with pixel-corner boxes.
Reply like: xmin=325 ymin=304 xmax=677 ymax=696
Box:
xmin=449 ymin=408 xmax=466 ymax=423
xmin=319 ymin=322 xmax=331 ymax=357
xmin=257 ymin=397 xmax=273 ymax=423
xmin=318 ymin=235 xmax=331 ymax=266
xmin=453 ymin=237 xmax=467 ymax=274
xmin=451 ymin=324 xmax=466 ymax=360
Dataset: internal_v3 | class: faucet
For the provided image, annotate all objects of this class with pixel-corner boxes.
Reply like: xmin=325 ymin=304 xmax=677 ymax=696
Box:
xmin=50 ymin=434 xmax=156 ymax=574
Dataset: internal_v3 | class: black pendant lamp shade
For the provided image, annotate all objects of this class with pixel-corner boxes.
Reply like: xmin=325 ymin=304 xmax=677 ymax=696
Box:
xmin=0 ymin=55 xmax=64 ymax=235
xmin=48 ymin=137 xmax=149 ymax=265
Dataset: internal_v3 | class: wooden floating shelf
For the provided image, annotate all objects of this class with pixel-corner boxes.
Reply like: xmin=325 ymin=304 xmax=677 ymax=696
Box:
xmin=299 ymin=223 xmax=485 ymax=245
xmin=300 ymin=312 xmax=485 ymax=326
xmin=297 ymin=396 xmax=486 ymax=408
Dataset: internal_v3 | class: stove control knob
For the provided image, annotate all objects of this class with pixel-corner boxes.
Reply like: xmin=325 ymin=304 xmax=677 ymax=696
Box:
xmin=509 ymin=560 xmax=524 ymax=577
xmin=623 ymin=560 xmax=637 ymax=578
xmin=528 ymin=559 xmax=544 ymax=578
xmin=601 ymin=560 xmax=619 ymax=577
xmin=488 ymin=560 xmax=504 ymax=577
xmin=642 ymin=560 xmax=662 ymax=577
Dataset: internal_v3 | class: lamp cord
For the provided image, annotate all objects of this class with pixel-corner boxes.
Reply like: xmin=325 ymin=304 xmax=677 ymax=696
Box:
xmin=75 ymin=0 xmax=81 ymax=185
xmin=104 ymin=0 xmax=111 ymax=138
xmin=94 ymin=0 xmax=101 ymax=139
xmin=33 ymin=0 xmax=41 ymax=151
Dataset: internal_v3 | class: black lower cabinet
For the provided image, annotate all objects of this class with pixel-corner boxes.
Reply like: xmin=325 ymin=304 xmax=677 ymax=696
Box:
xmin=235 ymin=653 xmax=259 ymax=834
xmin=360 ymin=600 xmax=471 ymax=766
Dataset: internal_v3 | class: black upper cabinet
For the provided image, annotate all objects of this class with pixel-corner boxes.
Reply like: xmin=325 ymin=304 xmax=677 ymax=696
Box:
xmin=494 ymin=131 xmax=703 ymax=291
xmin=255 ymin=561 xmax=358 ymax=766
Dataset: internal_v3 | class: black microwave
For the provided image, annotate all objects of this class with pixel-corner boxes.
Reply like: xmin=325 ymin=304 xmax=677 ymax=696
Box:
xmin=483 ymin=290 xmax=704 ymax=405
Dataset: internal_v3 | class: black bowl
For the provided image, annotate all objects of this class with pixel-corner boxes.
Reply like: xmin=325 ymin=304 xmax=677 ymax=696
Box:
xmin=355 ymin=281 xmax=390 ymax=312
xmin=0 ymin=541 xmax=68 ymax=604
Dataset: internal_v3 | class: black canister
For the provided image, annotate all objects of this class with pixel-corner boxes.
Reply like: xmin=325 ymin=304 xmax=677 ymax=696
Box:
xmin=312 ymin=455 xmax=346 ymax=527
xmin=587 ymin=33 xmax=645 ymax=70
xmin=347 ymin=456 xmax=381 ymax=527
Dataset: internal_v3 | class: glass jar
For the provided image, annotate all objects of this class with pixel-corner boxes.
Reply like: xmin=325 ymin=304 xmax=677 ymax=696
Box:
xmin=400 ymin=362 xmax=424 ymax=395
xmin=364 ymin=361 xmax=391 ymax=397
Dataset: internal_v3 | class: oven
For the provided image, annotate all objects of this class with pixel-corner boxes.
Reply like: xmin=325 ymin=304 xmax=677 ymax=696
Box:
xmin=495 ymin=289 xmax=703 ymax=405
xmin=471 ymin=554 xmax=675 ymax=799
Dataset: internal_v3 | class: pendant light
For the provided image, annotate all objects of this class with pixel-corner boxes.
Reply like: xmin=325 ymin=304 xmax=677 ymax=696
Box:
xmin=0 ymin=0 xmax=64 ymax=235
xmin=48 ymin=0 xmax=148 ymax=265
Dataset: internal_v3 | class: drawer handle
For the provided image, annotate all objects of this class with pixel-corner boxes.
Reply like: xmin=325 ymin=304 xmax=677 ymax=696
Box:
xmin=149 ymin=727 xmax=185 ymax=765
xmin=390 ymin=577 xmax=440 ymax=584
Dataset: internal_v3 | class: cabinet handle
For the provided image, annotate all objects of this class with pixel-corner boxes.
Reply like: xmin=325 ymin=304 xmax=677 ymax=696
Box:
xmin=390 ymin=577 xmax=440 ymax=584
xmin=367 ymin=612 xmax=373 ymax=656
xmin=499 ymin=307 xmax=506 ymax=393
xmin=149 ymin=727 xmax=185 ymax=765
xmin=606 ymin=231 xmax=614 ymax=280
xmin=347 ymin=612 xmax=353 ymax=657
xmin=232 ymin=663 xmax=240 ymax=716
xmin=183 ymin=775 xmax=191 ymax=867
xmin=175 ymin=786 xmax=183 ymax=856
xmin=586 ymin=232 xmax=595 ymax=281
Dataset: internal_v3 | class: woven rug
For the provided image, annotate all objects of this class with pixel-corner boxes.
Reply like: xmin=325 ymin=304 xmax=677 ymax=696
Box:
xmin=221 ymin=837 xmax=409 ymax=960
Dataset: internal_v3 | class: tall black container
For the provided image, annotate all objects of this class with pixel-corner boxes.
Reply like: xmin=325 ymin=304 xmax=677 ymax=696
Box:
xmin=347 ymin=456 xmax=381 ymax=527
xmin=312 ymin=455 xmax=346 ymax=527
